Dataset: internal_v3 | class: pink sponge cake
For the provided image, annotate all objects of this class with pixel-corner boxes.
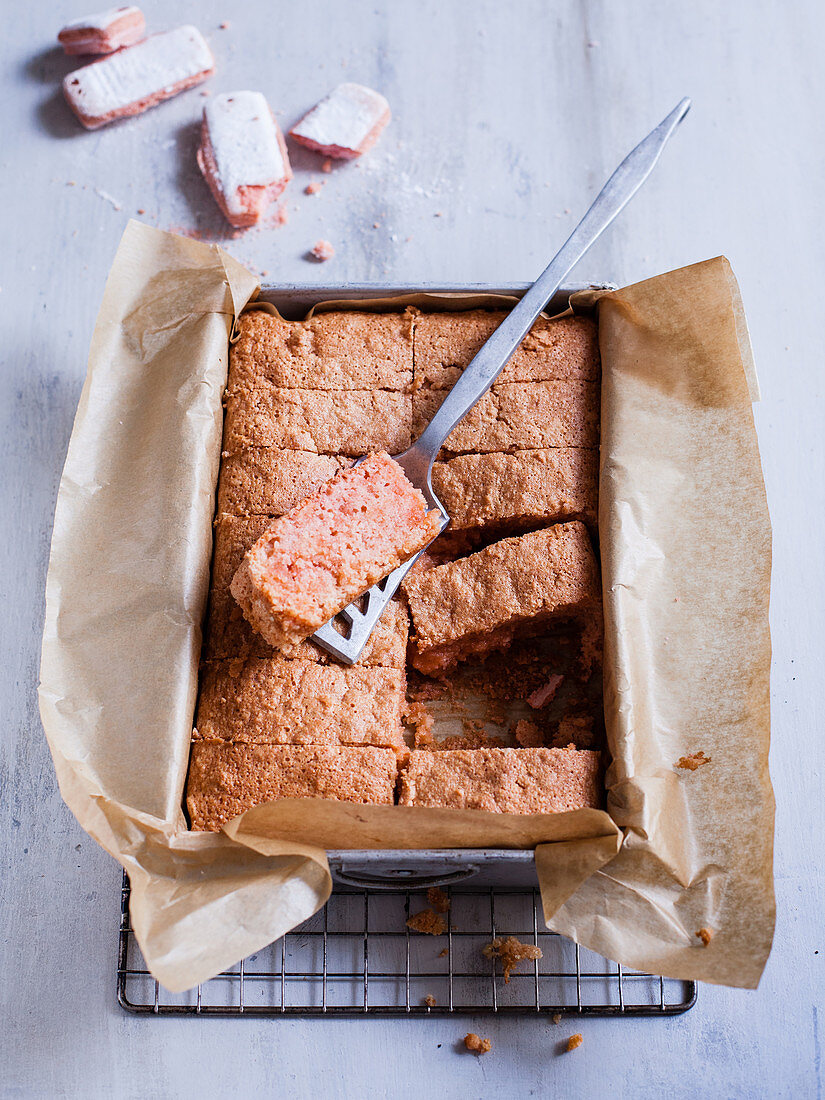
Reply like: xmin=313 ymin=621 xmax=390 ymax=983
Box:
xmin=62 ymin=25 xmax=214 ymax=130
xmin=289 ymin=82 xmax=390 ymax=160
xmin=231 ymin=451 xmax=442 ymax=650
xmin=58 ymin=6 xmax=145 ymax=54
xmin=197 ymin=91 xmax=293 ymax=228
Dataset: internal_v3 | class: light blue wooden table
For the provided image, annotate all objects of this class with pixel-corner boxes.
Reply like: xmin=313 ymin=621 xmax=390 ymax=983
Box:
xmin=2 ymin=1 xmax=822 ymax=1096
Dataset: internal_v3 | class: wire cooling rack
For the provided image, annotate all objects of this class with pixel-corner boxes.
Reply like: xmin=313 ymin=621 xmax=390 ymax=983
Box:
xmin=117 ymin=874 xmax=696 ymax=1017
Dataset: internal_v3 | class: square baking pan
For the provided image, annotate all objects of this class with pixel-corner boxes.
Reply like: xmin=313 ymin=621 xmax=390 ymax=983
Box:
xmin=252 ymin=281 xmax=612 ymax=892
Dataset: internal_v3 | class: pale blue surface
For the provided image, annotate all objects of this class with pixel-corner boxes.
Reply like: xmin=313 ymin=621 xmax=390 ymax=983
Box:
xmin=1 ymin=1 xmax=823 ymax=1096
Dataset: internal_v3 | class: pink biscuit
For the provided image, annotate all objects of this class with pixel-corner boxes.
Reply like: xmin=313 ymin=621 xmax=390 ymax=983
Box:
xmin=197 ymin=91 xmax=293 ymax=228
xmin=58 ymin=6 xmax=146 ymax=55
xmin=62 ymin=25 xmax=214 ymax=130
xmin=289 ymin=82 xmax=390 ymax=160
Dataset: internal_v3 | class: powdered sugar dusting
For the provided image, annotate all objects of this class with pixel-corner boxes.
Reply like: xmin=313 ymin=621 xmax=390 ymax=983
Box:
xmin=291 ymin=82 xmax=388 ymax=153
xmin=203 ymin=92 xmax=288 ymax=216
xmin=60 ymin=5 xmax=140 ymax=34
xmin=62 ymin=26 xmax=213 ymax=118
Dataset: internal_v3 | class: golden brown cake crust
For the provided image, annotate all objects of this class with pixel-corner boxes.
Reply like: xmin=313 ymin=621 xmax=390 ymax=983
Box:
xmin=204 ymin=514 xmax=410 ymax=665
xmin=412 ymin=381 xmax=599 ymax=454
xmin=229 ymin=309 xmax=414 ymax=392
xmin=431 ymin=448 xmax=598 ymax=531
xmin=194 ymin=658 xmax=406 ymax=750
xmin=414 ymin=310 xmax=600 ymax=390
xmin=403 ymin=522 xmax=601 ymax=674
xmin=224 ymin=386 xmax=412 ymax=455
xmin=186 ymin=743 xmax=398 ymax=831
xmin=398 ymin=746 xmax=602 ymax=813
xmin=217 ymin=449 xmax=350 ymax=516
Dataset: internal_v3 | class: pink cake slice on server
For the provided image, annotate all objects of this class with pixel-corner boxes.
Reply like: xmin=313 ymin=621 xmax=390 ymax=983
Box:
xmin=62 ymin=25 xmax=214 ymax=130
xmin=289 ymin=82 xmax=390 ymax=160
xmin=58 ymin=6 xmax=146 ymax=55
xmin=197 ymin=91 xmax=293 ymax=228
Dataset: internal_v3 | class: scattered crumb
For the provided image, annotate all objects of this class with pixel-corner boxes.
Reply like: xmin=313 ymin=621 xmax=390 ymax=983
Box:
xmin=219 ymin=20 xmax=230 ymax=29
xmin=527 ymin=674 xmax=564 ymax=709
xmin=427 ymin=887 xmax=450 ymax=913
xmin=321 ymin=158 xmax=333 ymax=173
xmin=260 ymin=270 xmax=269 ymax=277
xmin=555 ymin=713 xmax=596 ymax=748
xmin=464 ymin=1033 xmax=491 ymax=1055
xmin=566 ymin=1033 xmax=583 ymax=1052
xmin=310 ymin=239 xmax=335 ymax=262
xmin=437 ymin=948 xmax=448 ymax=958
xmin=276 ymin=206 xmax=289 ymax=225
xmin=372 ymin=221 xmax=381 ymax=229
xmin=227 ymin=657 xmax=245 ymax=679
xmin=514 ymin=719 xmax=543 ymax=747
xmin=305 ymin=182 xmax=323 ymax=195
xmin=676 ymin=751 xmax=711 ymax=771
xmin=424 ymin=994 xmax=437 ymax=1008
xmin=434 ymin=211 xmax=443 ymax=217
xmin=66 ymin=180 xmax=76 ymax=186
xmin=483 ymin=936 xmax=542 ymax=982
xmin=407 ymin=909 xmax=447 ymax=936
xmin=696 ymin=927 xmax=714 ymax=947
xmin=552 ymin=1012 xmax=563 ymax=1025
xmin=405 ymin=700 xmax=434 ymax=743
xmin=136 ymin=208 xmax=145 ymax=216
xmin=200 ymin=89 xmax=211 ymax=96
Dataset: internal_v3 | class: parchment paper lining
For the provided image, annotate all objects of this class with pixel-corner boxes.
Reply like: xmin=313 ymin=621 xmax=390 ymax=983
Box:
xmin=39 ymin=223 xmax=773 ymax=991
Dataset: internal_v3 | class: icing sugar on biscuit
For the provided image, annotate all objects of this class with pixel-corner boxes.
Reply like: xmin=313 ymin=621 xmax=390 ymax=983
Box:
xmin=290 ymin=82 xmax=390 ymax=159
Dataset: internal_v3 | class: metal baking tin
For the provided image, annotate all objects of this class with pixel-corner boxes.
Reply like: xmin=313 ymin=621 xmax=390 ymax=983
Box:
xmin=255 ymin=282 xmax=611 ymax=891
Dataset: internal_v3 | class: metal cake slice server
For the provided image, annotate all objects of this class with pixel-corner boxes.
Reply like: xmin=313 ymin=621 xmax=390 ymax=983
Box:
xmin=312 ymin=97 xmax=691 ymax=664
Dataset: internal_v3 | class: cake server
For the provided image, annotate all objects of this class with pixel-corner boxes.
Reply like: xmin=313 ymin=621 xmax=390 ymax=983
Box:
xmin=312 ymin=97 xmax=691 ymax=664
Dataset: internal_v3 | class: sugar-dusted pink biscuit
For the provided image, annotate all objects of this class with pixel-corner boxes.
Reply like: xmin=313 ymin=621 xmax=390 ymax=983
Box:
xmin=289 ymin=82 xmax=390 ymax=160
xmin=62 ymin=25 xmax=214 ymax=130
xmin=58 ymin=6 xmax=146 ymax=54
xmin=197 ymin=91 xmax=293 ymax=228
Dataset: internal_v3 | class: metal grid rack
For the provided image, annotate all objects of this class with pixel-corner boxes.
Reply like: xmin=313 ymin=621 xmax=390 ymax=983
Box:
xmin=117 ymin=875 xmax=696 ymax=1017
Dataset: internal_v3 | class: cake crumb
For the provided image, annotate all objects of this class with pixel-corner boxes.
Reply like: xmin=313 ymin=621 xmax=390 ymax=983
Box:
xmin=305 ymin=182 xmax=323 ymax=195
xmin=424 ymin=994 xmax=437 ymax=1008
xmin=552 ymin=1012 xmax=563 ymax=1025
xmin=276 ymin=206 xmax=289 ymax=225
xmin=427 ymin=886 xmax=450 ymax=913
xmin=136 ymin=208 xmax=145 ymax=215
xmin=310 ymin=239 xmax=335 ymax=262
xmin=219 ymin=21 xmax=230 ymax=29
xmin=437 ymin=948 xmax=448 ymax=958
xmin=405 ymin=700 xmax=434 ymax=743
xmin=676 ymin=751 xmax=711 ymax=771
xmin=483 ymin=936 xmax=542 ymax=982
xmin=464 ymin=1033 xmax=491 ymax=1055
xmin=696 ymin=927 xmax=714 ymax=946
xmin=321 ymin=158 xmax=333 ymax=173
xmin=566 ymin=1033 xmax=583 ymax=1052
xmin=407 ymin=909 xmax=447 ymax=936
xmin=514 ymin=719 xmax=543 ymax=747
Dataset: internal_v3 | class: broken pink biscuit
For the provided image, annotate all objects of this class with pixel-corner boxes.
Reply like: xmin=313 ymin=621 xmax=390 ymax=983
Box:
xmin=62 ymin=25 xmax=214 ymax=130
xmin=310 ymin=239 xmax=335 ymax=262
xmin=526 ymin=674 xmax=564 ymax=709
xmin=231 ymin=451 xmax=442 ymax=650
xmin=197 ymin=91 xmax=292 ymax=228
xmin=58 ymin=6 xmax=145 ymax=54
xmin=289 ymin=82 xmax=390 ymax=160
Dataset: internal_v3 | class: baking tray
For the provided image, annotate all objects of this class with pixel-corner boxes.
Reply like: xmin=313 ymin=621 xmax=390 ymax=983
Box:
xmin=250 ymin=282 xmax=611 ymax=891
